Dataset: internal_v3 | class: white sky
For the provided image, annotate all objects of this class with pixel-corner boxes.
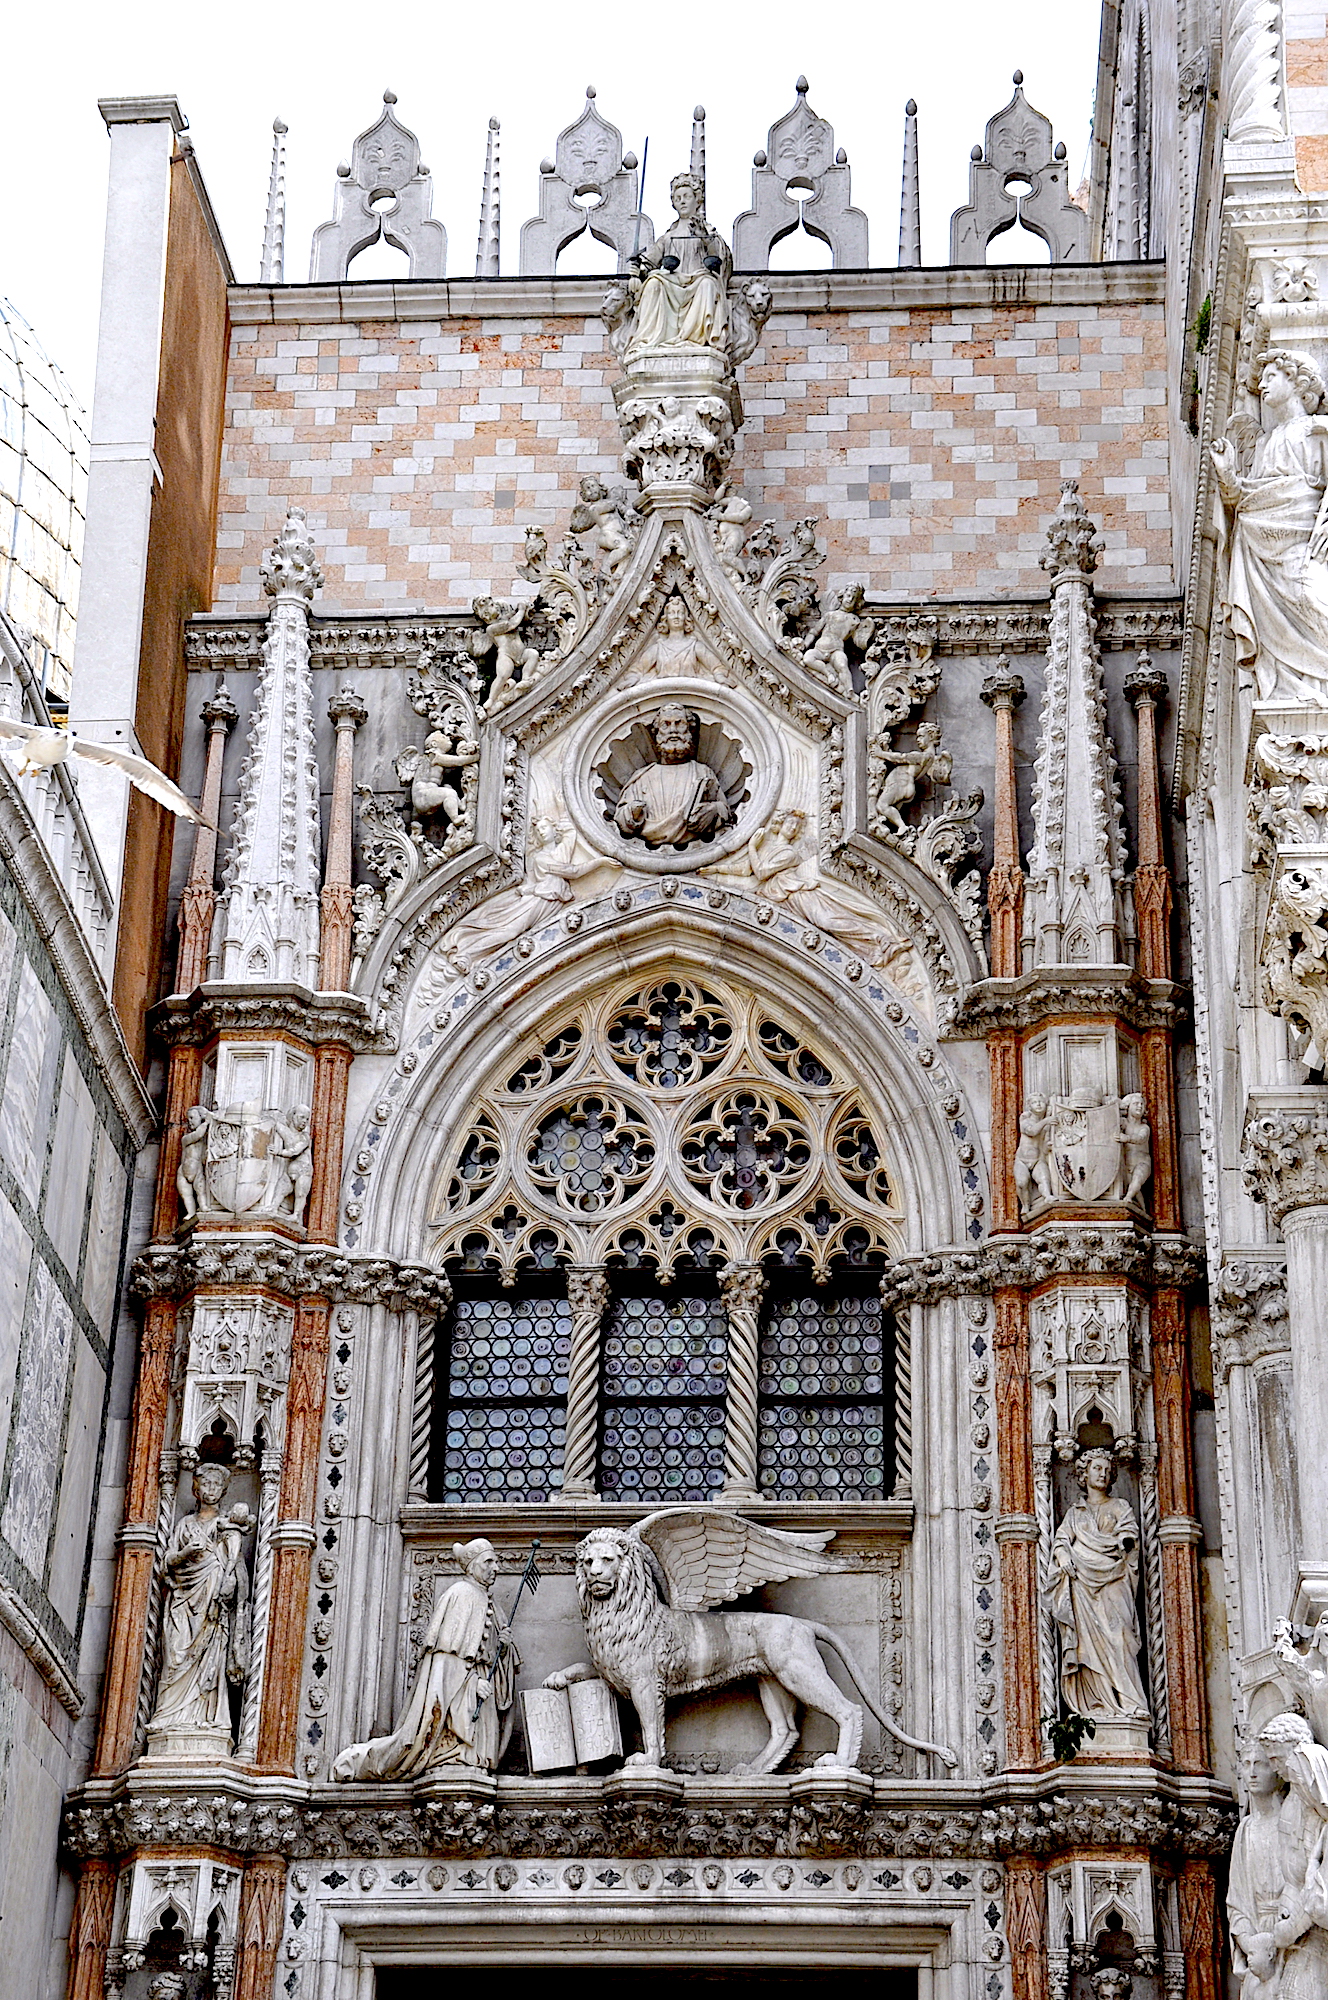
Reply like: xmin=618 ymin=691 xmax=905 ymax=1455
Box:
xmin=3 ymin=0 xmax=1104 ymax=412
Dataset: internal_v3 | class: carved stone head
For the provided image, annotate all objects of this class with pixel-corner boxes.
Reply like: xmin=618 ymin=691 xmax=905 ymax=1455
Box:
xmin=1259 ymin=1707 xmax=1316 ymax=1779
xmin=670 ymin=172 xmax=704 ymax=219
xmin=651 ymin=704 xmax=700 ymax=763
xmin=1258 ymin=347 xmax=1326 ymax=419
xmin=1075 ymin=1447 xmax=1117 ymax=1493
xmin=454 ymin=1536 xmax=499 ymax=1586
xmin=193 ymin=1462 xmax=232 ymax=1510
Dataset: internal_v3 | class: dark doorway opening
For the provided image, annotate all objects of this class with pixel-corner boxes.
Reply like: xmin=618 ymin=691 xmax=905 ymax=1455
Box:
xmin=378 ymin=1972 xmax=918 ymax=1997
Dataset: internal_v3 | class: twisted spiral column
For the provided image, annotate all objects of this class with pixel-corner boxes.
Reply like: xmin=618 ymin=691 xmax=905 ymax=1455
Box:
xmin=562 ymin=1266 xmax=611 ymax=1498
xmin=720 ymin=1262 xmax=767 ymax=1501
xmin=408 ymin=1314 xmax=437 ymax=1501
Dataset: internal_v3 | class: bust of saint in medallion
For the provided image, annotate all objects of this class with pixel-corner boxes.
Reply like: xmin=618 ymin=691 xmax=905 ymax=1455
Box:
xmin=613 ymin=702 xmax=733 ymax=848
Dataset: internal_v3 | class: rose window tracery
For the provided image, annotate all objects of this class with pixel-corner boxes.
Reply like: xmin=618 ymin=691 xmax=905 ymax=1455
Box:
xmin=426 ymin=974 xmax=907 ymax=1505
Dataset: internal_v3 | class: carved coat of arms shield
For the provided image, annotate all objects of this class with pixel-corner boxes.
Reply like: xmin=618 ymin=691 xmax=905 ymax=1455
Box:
xmin=204 ymin=1110 xmax=272 ymax=1215
xmin=1051 ymin=1097 xmax=1122 ymax=1202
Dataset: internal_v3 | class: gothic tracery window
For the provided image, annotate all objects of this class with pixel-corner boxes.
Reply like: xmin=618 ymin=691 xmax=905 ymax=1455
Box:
xmin=425 ymin=975 xmax=907 ymax=1503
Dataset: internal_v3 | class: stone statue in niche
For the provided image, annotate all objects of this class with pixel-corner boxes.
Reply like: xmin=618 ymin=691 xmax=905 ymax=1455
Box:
xmin=633 ymin=595 xmax=726 ymax=678
xmin=1251 ymin=1711 xmax=1328 ymax=1993
xmin=613 ymin=704 xmax=734 ymax=847
xmin=543 ymin=1509 xmax=956 ymax=1774
xmin=1046 ymin=1448 xmax=1150 ymax=1729
xmin=1274 ymin=1613 xmax=1328 ymax=1747
xmin=334 ymin=1538 xmax=517 ymax=1777
xmin=175 ymin=1104 xmax=313 ymax=1223
xmin=146 ymin=1464 xmax=252 ymax=1754
xmin=1210 ymin=348 xmax=1328 ymax=703
xmin=1229 ymin=1734 xmax=1293 ymax=1997
xmin=443 ymin=816 xmax=615 ymax=968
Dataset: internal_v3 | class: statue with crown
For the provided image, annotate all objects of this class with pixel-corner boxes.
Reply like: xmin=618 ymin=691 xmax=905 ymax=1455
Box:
xmin=603 ymin=125 xmax=772 ymax=505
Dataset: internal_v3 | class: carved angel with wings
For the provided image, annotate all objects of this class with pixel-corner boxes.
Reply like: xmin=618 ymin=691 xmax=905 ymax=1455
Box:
xmin=544 ymin=1508 xmax=956 ymax=1775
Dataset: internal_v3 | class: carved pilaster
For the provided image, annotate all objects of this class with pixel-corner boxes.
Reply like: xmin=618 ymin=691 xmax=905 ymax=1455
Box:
xmin=1150 ymin=1288 xmax=1209 ymax=1773
xmin=1177 ymin=1858 xmax=1221 ymax=2000
xmin=308 ymin=1042 xmax=352 ymax=1245
xmin=255 ymin=1295 xmax=329 ymax=1773
xmin=65 ymin=1858 xmax=116 ymax=2000
xmin=989 ymin=1029 xmax=1022 ymax=1234
xmin=1006 ymin=1855 xmax=1049 ymax=2000
xmin=995 ymin=1288 xmax=1041 ymax=1768
xmin=94 ymin=1298 xmax=177 ymax=1774
xmin=562 ymin=1266 xmax=611 ymax=1499
xmin=719 ymin=1261 xmax=767 ymax=1501
xmin=234 ymin=1855 xmax=286 ymax=2000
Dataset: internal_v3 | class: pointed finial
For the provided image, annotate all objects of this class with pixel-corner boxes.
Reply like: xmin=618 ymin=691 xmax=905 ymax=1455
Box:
xmin=476 ymin=117 xmax=501 ymax=279
xmin=898 ymin=98 xmax=921 ymax=269
xmin=586 ymin=84 xmax=597 ymax=99
xmin=1012 ymin=70 xmax=1024 ymax=86
xmin=260 ymin=118 xmax=288 ymax=284
xmin=1040 ymin=478 xmax=1104 ymax=584
xmin=690 ymin=105 xmax=706 ymax=194
xmin=384 ymin=89 xmax=398 ymax=104
xmin=796 ymin=75 xmax=809 ymax=95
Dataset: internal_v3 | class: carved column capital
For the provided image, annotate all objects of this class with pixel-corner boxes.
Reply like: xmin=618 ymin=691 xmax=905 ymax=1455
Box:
xmin=328 ymin=683 xmax=368 ymax=730
xmin=1243 ymin=1088 xmax=1328 ymax=1224
xmin=201 ymin=679 xmax=239 ymax=733
xmin=1124 ymin=655 xmax=1169 ymax=710
xmin=980 ymin=660 xmax=1027 ymax=711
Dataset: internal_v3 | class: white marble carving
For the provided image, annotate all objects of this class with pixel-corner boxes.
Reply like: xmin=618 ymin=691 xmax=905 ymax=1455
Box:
xmin=471 ymin=596 xmax=543 ymax=716
xmin=1046 ymin=1449 xmax=1151 ymax=1736
xmin=546 ymin=1509 xmax=957 ymax=1773
xmin=309 ymin=92 xmax=446 ymax=281
xmin=801 ymin=583 xmax=874 ymax=695
xmin=949 ymin=73 xmax=1088 ymax=263
xmin=743 ymin=810 xmax=919 ymax=979
xmin=519 ymin=88 xmax=650 ymax=276
xmin=146 ymin=1465 xmax=252 ymax=1758
xmin=869 ymin=721 xmax=952 ymax=836
xmin=211 ymin=509 xmax=324 ymax=988
xmin=610 ymin=703 xmax=734 ymax=848
xmin=570 ymin=476 xmax=639 ymax=582
xmin=442 ymin=817 xmax=614 ymax=970
xmin=334 ymin=1538 xmax=516 ymax=1777
xmin=1251 ymin=1711 xmax=1328 ymax=1992
xmin=732 ymin=77 xmax=868 ymax=271
xmin=177 ymin=1102 xmax=313 ymax=1224
xmin=1229 ymin=1735 xmax=1293 ymax=1996
xmin=1212 ymin=349 xmax=1328 ymax=704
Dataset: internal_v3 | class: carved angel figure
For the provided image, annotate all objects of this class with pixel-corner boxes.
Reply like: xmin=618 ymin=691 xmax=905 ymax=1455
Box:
xmin=1047 ymin=1449 xmax=1150 ymax=1725
xmin=871 ymin=721 xmax=952 ymax=835
xmin=802 ymin=582 xmax=874 ymax=692
xmin=148 ymin=1464 xmax=252 ymax=1745
xmin=334 ymin=1538 xmax=517 ymax=1778
xmin=398 ymin=728 xmax=480 ymax=833
xmin=569 ymin=475 xmax=636 ymax=579
xmin=544 ymin=1508 xmax=956 ymax=1774
xmin=707 ymin=482 xmax=754 ymax=584
xmin=470 ymin=597 xmax=541 ymax=714
xmin=442 ymin=816 xmax=615 ymax=968
xmin=1211 ymin=349 xmax=1328 ymax=703
xmin=747 ymin=810 xmax=915 ymax=976
xmin=1014 ymin=1092 xmax=1054 ymax=1212
xmin=1274 ymin=1612 xmax=1328 ymax=1748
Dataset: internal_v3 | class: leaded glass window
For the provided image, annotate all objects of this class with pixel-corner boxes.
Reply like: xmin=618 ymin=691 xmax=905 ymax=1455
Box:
xmin=757 ymin=1278 xmax=895 ymax=1499
xmin=599 ymin=1280 xmax=728 ymax=1502
xmin=429 ymin=1280 xmax=570 ymax=1503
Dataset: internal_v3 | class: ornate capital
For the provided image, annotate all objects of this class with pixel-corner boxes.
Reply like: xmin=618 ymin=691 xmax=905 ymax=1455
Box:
xmin=1124 ymin=656 xmax=1169 ymax=709
xmin=328 ymin=683 xmax=368 ymax=730
xmin=1243 ymin=1089 xmax=1328 ymax=1223
xmin=260 ymin=508 xmax=322 ymax=603
xmin=980 ymin=660 xmax=1027 ymax=711
xmin=201 ymin=680 xmax=239 ymax=732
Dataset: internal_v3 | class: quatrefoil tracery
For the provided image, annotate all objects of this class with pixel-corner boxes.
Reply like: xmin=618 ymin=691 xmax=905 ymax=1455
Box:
xmin=430 ymin=974 xmax=903 ymax=1278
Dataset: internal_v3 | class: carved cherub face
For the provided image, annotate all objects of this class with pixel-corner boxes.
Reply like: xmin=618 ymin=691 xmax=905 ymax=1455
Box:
xmin=579 ymin=476 xmax=607 ymax=503
xmin=916 ymin=722 xmax=942 ymax=748
xmin=778 ymin=809 xmax=807 ymax=842
xmin=652 ymin=704 xmax=698 ymax=762
xmin=1025 ymin=1093 xmax=1048 ymax=1115
xmin=1260 ymin=1712 xmax=1314 ymax=1778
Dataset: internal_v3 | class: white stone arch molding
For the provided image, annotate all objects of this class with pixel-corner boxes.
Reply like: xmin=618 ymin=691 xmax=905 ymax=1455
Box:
xmin=340 ymin=911 xmax=989 ymax=1270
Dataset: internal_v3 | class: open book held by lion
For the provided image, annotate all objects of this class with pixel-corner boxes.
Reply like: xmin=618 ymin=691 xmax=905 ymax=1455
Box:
xmin=543 ymin=1509 xmax=956 ymax=1775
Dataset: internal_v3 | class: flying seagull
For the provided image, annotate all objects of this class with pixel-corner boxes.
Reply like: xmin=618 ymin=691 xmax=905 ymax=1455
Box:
xmin=0 ymin=716 xmax=207 ymax=824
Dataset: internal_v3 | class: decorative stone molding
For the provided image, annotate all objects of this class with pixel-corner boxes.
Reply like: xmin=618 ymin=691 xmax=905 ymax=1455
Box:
xmin=131 ymin=1242 xmax=451 ymax=1313
xmin=1242 ymin=1090 xmax=1328 ymax=1224
xmin=732 ymin=77 xmax=868 ymax=271
xmin=879 ymin=1231 xmax=1206 ymax=1309
xmin=950 ymin=74 xmax=1089 ymax=264
xmin=154 ymin=986 xmax=384 ymax=1053
xmin=309 ymin=92 xmax=446 ymax=282
xmin=1210 ymin=1258 xmax=1289 ymax=1372
xmin=519 ymin=88 xmax=650 ymax=278
xmin=948 ymin=972 xmax=1186 ymax=1039
xmin=63 ymin=1778 xmax=1236 ymax=1864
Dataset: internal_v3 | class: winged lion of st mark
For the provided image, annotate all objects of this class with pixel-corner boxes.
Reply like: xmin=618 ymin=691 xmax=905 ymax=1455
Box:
xmin=544 ymin=1508 xmax=957 ymax=1775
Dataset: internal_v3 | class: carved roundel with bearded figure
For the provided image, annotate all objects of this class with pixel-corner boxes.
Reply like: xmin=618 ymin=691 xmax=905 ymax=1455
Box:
xmin=564 ymin=676 xmax=785 ymax=874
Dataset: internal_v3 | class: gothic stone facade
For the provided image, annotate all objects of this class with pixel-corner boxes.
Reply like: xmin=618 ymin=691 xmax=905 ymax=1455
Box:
xmin=48 ymin=11 xmax=1328 ymax=1997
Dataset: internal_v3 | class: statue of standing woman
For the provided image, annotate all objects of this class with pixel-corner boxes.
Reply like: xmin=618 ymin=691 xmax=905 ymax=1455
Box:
xmin=1047 ymin=1448 xmax=1150 ymax=1726
xmin=147 ymin=1464 xmax=252 ymax=1753
xmin=334 ymin=1537 xmax=517 ymax=1779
